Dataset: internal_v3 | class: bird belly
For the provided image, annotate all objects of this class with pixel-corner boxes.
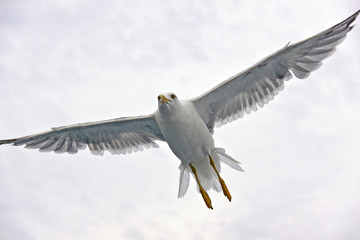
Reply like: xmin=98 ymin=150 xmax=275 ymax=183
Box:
xmin=156 ymin=102 xmax=214 ymax=163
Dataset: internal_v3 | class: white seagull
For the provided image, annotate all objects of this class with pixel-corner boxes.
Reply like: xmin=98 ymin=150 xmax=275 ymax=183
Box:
xmin=1 ymin=11 xmax=358 ymax=209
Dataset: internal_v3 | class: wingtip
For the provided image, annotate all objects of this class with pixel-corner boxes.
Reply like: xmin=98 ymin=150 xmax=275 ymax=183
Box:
xmin=348 ymin=9 xmax=360 ymax=24
xmin=335 ymin=9 xmax=360 ymax=30
xmin=344 ymin=10 xmax=360 ymax=32
xmin=349 ymin=9 xmax=360 ymax=19
xmin=0 ymin=139 xmax=16 ymax=145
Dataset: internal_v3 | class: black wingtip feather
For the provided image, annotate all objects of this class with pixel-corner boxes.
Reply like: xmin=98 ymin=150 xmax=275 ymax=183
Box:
xmin=0 ymin=139 xmax=17 ymax=145
xmin=347 ymin=10 xmax=360 ymax=27
xmin=331 ymin=10 xmax=359 ymax=32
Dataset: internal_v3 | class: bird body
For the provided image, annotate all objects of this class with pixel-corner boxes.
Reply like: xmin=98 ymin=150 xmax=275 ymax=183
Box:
xmin=1 ymin=10 xmax=359 ymax=209
xmin=154 ymin=94 xmax=239 ymax=201
xmin=156 ymin=95 xmax=214 ymax=164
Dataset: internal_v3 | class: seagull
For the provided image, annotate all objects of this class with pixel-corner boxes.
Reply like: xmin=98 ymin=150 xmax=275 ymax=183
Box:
xmin=1 ymin=11 xmax=358 ymax=209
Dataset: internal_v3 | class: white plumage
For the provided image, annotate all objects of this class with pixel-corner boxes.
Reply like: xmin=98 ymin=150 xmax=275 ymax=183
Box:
xmin=0 ymin=10 xmax=358 ymax=209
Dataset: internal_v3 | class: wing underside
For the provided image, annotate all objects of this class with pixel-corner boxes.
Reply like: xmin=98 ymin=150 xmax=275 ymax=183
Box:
xmin=192 ymin=10 xmax=359 ymax=132
xmin=0 ymin=115 xmax=165 ymax=155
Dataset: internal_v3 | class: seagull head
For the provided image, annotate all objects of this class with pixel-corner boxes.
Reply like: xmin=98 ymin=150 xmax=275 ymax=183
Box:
xmin=157 ymin=93 xmax=178 ymax=109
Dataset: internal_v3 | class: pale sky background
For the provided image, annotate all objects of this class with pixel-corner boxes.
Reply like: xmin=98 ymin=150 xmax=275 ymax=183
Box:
xmin=0 ymin=1 xmax=359 ymax=239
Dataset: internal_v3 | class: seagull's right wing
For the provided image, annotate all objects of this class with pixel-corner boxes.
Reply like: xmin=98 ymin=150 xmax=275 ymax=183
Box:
xmin=192 ymin=10 xmax=359 ymax=133
xmin=0 ymin=114 xmax=165 ymax=155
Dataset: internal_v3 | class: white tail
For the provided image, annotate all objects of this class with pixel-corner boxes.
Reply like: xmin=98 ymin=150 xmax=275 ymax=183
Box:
xmin=214 ymin=148 xmax=244 ymax=172
xmin=177 ymin=148 xmax=244 ymax=198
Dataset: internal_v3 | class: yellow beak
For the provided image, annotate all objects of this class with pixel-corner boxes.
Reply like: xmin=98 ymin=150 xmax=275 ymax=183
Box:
xmin=160 ymin=95 xmax=172 ymax=104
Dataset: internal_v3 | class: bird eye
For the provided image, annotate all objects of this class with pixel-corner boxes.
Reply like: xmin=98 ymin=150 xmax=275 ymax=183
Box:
xmin=157 ymin=95 xmax=161 ymax=101
xmin=170 ymin=94 xmax=176 ymax=99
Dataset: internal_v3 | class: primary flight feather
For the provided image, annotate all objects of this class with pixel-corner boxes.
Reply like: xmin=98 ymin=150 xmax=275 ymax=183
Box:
xmin=1 ymin=10 xmax=358 ymax=209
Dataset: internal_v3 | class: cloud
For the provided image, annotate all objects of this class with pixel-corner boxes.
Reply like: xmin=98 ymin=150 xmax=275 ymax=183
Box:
xmin=0 ymin=0 xmax=359 ymax=239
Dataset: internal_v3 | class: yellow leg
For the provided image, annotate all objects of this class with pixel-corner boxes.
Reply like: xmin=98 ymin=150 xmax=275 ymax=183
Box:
xmin=190 ymin=163 xmax=213 ymax=210
xmin=209 ymin=155 xmax=232 ymax=201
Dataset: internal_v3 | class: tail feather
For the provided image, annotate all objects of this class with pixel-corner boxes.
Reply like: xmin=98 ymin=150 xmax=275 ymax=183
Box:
xmin=178 ymin=163 xmax=190 ymax=198
xmin=177 ymin=148 xmax=244 ymax=198
xmin=214 ymin=148 xmax=244 ymax=172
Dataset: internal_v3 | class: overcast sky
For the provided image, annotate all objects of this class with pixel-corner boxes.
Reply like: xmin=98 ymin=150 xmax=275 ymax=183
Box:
xmin=0 ymin=1 xmax=359 ymax=240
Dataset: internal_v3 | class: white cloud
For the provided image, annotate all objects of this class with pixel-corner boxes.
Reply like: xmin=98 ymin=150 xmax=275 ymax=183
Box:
xmin=0 ymin=0 xmax=359 ymax=239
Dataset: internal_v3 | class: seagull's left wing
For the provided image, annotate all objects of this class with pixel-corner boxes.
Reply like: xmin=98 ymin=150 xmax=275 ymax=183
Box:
xmin=192 ymin=10 xmax=359 ymax=133
xmin=0 ymin=114 xmax=165 ymax=155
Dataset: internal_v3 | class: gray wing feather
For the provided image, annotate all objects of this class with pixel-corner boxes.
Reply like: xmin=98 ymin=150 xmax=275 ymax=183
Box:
xmin=192 ymin=11 xmax=359 ymax=133
xmin=0 ymin=115 xmax=165 ymax=155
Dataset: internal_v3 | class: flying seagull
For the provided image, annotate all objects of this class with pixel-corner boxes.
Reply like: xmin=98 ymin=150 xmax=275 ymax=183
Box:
xmin=1 ymin=11 xmax=358 ymax=209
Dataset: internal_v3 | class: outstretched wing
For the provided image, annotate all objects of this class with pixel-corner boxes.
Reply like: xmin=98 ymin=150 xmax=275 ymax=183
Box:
xmin=0 ymin=115 xmax=165 ymax=155
xmin=192 ymin=10 xmax=359 ymax=133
